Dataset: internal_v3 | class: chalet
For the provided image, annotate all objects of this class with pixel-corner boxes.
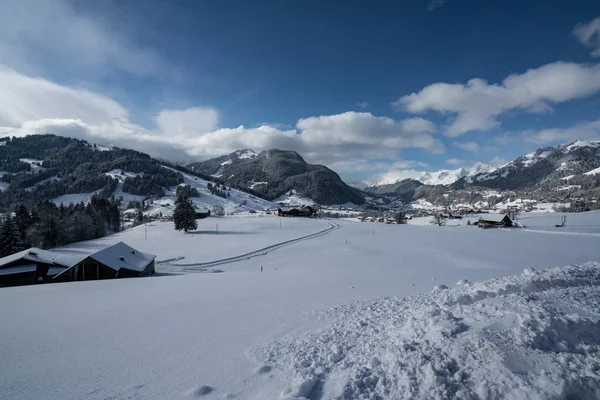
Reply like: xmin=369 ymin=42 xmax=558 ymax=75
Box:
xmin=195 ymin=208 xmax=211 ymax=219
xmin=474 ymin=214 xmax=513 ymax=228
xmin=0 ymin=242 xmax=156 ymax=287
xmin=0 ymin=248 xmax=79 ymax=287
xmin=277 ymin=205 xmax=317 ymax=217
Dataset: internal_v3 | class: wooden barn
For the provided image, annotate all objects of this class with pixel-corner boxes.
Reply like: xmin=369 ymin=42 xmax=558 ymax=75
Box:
xmin=0 ymin=242 xmax=156 ymax=287
xmin=53 ymin=242 xmax=155 ymax=282
xmin=0 ymin=248 xmax=77 ymax=287
xmin=474 ymin=214 xmax=513 ymax=228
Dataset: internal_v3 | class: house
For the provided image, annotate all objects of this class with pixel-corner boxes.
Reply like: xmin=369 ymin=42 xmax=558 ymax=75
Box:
xmin=474 ymin=214 xmax=513 ymax=228
xmin=195 ymin=208 xmax=211 ymax=219
xmin=0 ymin=248 xmax=79 ymax=287
xmin=0 ymin=242 xmax=156 ymax=287
xmin=53 ymin=242 xmax=155 ymax=282
xmin=277 ymin=206 xmax=317 ymax=217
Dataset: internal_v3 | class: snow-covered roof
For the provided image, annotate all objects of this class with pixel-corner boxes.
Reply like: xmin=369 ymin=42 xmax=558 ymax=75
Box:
xmin=0 ymin=264 xmax=38 ymax=276
xmin=89 ymin=242 xmax=155 ymax=272
xmin=0 ymin=248 xmax=85 ymax=269
xmin=0 ymin=242 xmax=155 ymax=276
xmin=479 ymin=214 xmax=510 ymax=222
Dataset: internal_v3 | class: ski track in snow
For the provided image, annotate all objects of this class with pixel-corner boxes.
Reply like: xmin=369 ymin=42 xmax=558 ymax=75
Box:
xmin=163 ymin=221 xmax=339 ymax=271
xmin=256 ymin=263 xmax=600 ymax=400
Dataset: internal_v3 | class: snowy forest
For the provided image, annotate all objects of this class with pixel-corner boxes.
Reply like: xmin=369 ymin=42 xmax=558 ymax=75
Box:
xmin=0 ymin=197 xmax=121 ymax=257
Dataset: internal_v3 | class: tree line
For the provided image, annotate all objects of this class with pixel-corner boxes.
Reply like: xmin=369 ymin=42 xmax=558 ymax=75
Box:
xmin=0 ymin=196 xmax=121 ymax=257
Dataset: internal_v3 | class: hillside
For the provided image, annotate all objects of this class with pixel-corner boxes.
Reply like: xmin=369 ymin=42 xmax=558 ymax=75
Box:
xmin=453 ymin=140 xmax=600 ymax=191
xmin=0 ymin=135 xmax=276 ymax=213
xmin=187 ymin=149 xmax=366 ymax=205
xmin=365 ymin=140 xmax=600 ymax=211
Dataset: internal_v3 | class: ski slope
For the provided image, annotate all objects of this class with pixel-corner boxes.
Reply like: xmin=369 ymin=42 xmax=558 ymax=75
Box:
xmin=52 ymin=166 xmax=279 ymax=213
xmin=1 ymin=216 xmax=600 ymax=399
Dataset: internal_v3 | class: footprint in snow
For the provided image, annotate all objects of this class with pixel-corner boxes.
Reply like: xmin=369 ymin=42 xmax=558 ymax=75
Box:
xmin=185 ymin=385 xmax=214 ymax=397
xmin=255 ymin=365 xmax=272 ymax=374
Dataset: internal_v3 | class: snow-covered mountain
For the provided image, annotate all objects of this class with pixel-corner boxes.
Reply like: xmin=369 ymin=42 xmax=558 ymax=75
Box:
xmin=187 ymin=149 xmax=366 ymax=205
xmin=453 ymin=140 xmax=600 ymax=190
xmin=367 ymin=162 xmax=495 ymax=190
xmin=416 ymin=162 xmax=496 ymax=186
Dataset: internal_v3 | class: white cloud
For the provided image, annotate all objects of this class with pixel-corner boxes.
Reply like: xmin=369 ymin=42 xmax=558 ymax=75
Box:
xmin=329 ymin=159 xmax=429 ymax=174
xmin=488 ymin=156 xmax=508 ymax=167
xmin=366 ymin=170 xmax=425 ymax=186
xmin=0 ymin=0 xmax=167 ymax=76
xmin=154 ymin=108 xmax=219 ymax=137
xmin=573 ymin=17 xmax=600 ymax=58
xmin=452 ymin=141 xmax=479 ymax=152
xmin=393 ymin=62 xmax=600 ymax=136
xmin=296 ymin=112 xmax=444 ymax=164
xmin=446 ymin=158 xmax=464 ymax=165
xmin=524 ymin=120 xmax=600 ymax=144
xmin=0 ymin=68 xmax=444 ymax=168
xmin=357 ymin=102 xmax=370 ymax=108
xmin=427 ymin=0 xmax=447 ymax=11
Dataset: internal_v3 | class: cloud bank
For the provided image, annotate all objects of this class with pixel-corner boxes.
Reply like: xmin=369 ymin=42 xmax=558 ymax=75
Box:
xmin=0 ymin=68 xmax=444 ymax=167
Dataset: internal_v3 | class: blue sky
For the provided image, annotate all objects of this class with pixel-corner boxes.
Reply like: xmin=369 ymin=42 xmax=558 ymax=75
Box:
xmin=1 ymin=0 xmax=600 ymax=185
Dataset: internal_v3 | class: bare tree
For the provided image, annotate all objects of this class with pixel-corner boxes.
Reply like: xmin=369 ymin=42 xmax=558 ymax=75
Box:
xmin=430 ymin=213 xmax=446 ymax=226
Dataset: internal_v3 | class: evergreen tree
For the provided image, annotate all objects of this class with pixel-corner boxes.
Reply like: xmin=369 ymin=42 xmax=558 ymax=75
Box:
xmin=173 ymin=192 xmax=197 ymax=232
xmin=0 ymin=216 xmax=26 ymax=257
xmin=13 ymin=204 xmax=32 ymax=241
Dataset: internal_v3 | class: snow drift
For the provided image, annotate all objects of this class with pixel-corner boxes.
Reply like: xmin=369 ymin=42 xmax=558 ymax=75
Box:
xmin=258 ymin=262 xmax=600 ymax=400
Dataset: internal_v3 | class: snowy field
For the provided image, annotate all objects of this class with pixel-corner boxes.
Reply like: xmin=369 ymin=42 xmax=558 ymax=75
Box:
xmin=57 ymin=216 xmax=331 ymax=268
xmin=1 ymin=215 xmax=600 ymax=399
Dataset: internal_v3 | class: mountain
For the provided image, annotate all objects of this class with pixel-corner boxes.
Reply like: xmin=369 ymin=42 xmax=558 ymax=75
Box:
xmin=0 ymin=135 xmax=276 ymax=213
xmin=363 ymin=178 xmax=424 ymax=202
xmin=452 ymin=140 xmax=600 ymax=191
xmin=369 ymin=162 xmax=495 ymax=188
xmin=363 ymin=140 xmax=600 ymax=211
xmin=187 ymin=149 xmax=365 ymax=205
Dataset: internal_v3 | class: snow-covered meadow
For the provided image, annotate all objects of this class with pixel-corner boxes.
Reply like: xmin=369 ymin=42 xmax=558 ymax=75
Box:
xmin=1 ymin=212 xmax=600 ymax=399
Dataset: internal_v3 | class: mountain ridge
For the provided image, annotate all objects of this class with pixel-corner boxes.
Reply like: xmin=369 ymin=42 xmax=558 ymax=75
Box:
xmin=187 ymin=149 xmax=366 ymax=205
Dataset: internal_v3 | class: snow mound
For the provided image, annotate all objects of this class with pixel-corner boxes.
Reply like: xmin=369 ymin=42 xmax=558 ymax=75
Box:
xmin=257 ymin=262 xmax=600 ymax=400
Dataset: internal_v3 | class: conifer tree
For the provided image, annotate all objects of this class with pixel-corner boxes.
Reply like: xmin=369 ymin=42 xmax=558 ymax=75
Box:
xmin=0 ymin=216 xmax=26 ymax=257
xmin=173 ymin=192 xmax=197 ymax=232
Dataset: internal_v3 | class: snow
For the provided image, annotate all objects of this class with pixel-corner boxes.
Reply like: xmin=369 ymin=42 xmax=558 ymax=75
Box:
xmin=57 ymin=216 xmax=330 ymax=268
xmin=2 ymin=216 xmax=600 ymax=399
xmin=159 ymin=166 xmax=278 ymax=215
xmin=85 ymin=242 xmax=155 ymax=272
xmin=19 ymin=158 xmax=45 ymax=173
xmin=249 ymin=181 xmax=268 ymax=189
xmin=557 ymin=185 xmax=581 ymax=191
xmin=518 ymin=211 xmax=600 ymax=235
xmin=237 ymin=149 xmax=258 ymax=159
xmin=373 ymin=163 xmax=495 ymax=187
xmin=221 ymin=159 xmax=233 ymax=166
xmin=274 ymin=190 xmax=315 ymax=207
xmin=561 ymin=175 xmax=575 ymax=180
xmin=584 ymin=166 xmax=600 ymax=176
xmin=565 ymin=139 xmax=600 ymax=152
xmin=52 ymin=192 xmax=98 ymax=205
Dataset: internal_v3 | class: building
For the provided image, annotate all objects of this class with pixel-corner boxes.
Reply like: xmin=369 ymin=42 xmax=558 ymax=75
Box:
xmin=474 ymin=214 xmax=513 ymax=228
xmin=277 ymin=205 xmax=318 ymax=217
xmin=0 ymin=248 xmax=78 ymax=287
xmin=0 ymin=242 xmax=156 ymax=287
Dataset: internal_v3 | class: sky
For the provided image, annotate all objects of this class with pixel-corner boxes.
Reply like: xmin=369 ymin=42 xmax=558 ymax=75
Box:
xmin=1 ymin=0 xmax=600 ymax=186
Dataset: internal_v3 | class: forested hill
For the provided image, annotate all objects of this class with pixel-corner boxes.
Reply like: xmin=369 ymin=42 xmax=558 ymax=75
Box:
xmin=0 ymin=135 xmax=205 ymax=210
